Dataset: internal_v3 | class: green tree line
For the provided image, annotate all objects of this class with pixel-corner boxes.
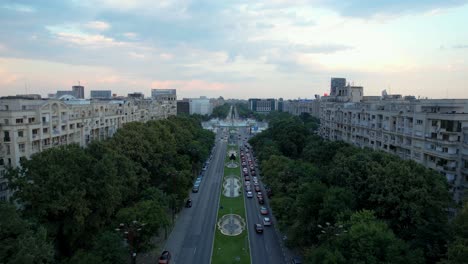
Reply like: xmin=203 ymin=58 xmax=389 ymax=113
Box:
xmin=2 ymin=115 xmax=214 ymax=263
xmin=210 ymin=103 xmax=231 ymax=119
xmin=249 ymin=112 xmax=466 ymax=264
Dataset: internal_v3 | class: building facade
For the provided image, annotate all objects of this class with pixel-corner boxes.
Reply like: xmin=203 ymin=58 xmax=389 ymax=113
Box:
xmin=72 ymin=85 xmax=85 ymax=99
xmin=319 ymin=83 xmax=468 ymax=202
xmin=151 ymin=89 xmax=176 ymax=100
xmin=90 ymin=90 xmax=112 ymax=99
xmin=177 ymin=100 xmax=190 ymax=115
xmin=0 ymin=96 xmax=177 ymax=201
xmin=248 ymin=98 xmax=276 ymax=113
xmin=284 ymin=99 xmax=321 ymax=118
xmin=189 ymin=97 xmax=212 ymax=115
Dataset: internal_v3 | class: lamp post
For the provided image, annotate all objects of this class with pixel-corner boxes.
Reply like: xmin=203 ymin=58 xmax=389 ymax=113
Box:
xmin=317 ymin=222 xmax=347 ymax=243
xmin=115 ymin=220 xmax=146 ymax=264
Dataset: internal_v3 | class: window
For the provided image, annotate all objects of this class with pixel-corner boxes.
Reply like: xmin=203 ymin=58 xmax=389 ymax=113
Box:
xmin=442 ymin=147 xmax=448 ymax=153
xmin=16 ymin=118 xmax=23 ymax=124
xmin=0 ymin=159 xmax=3 ymax=166
xmin=18 ymin=131 xmax=24 ymax=137
xmin=417 ymin=120 xmax=423 ymax=125
xmin=3 ymin=131 xmax=10 ymax=142
xmin=3 ymin=119 xmax=8 ymax=125
xmin=432 ymin=120 xmax=438 ymax=126
xmin=43 ymin=128 xmax=48 ymax=133
xmin=19 ymin=143 xmax=25 ymax=153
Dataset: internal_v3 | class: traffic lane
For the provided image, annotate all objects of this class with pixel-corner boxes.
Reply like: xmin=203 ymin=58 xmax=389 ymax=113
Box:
xmin=243 ymin=152 xmax=285 ymax=264
xmin=172 ymin=141 xmax=226 ymax=263
xmin=245 ymin=192 xmax=269 ymax=264
xmin=241 ymin=154 xmax=271 ymax=264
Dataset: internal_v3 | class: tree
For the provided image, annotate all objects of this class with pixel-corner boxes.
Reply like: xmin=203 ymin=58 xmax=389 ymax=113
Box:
xmin=308 ymin=210 xmax=424 ymax=264
xmin=443 ymin=202 xmax=468 ymax=264
xmin=0 ymin=203 xmax=54 ymax=264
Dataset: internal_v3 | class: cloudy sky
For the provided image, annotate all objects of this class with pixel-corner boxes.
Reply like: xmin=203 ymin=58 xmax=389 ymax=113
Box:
xmin=0 ymin=0 xmax=467 ymax=99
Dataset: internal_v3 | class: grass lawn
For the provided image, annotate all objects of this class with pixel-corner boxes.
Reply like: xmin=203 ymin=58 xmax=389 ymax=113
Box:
xmin=211 ymin=144 xmax=251 ymax=264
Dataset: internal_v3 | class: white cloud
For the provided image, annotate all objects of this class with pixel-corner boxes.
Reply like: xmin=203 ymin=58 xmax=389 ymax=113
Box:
xmin=2 ymin=3 xmax=35 ymax=13
xmin=84 ymin=21 xmax=111 ymax=31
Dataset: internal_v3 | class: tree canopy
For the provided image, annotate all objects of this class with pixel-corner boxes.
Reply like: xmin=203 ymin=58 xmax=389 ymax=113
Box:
xmin=5 ymin=115 xmax=214 ymax=262
xmin=249 ymin=112 xmax=452 ymax=263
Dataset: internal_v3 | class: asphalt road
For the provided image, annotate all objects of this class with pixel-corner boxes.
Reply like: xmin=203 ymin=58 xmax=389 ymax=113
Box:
xmin=164 ymin=129 xmax=227 ymax=264
xmin=239 ymin=127 xmax=286 ymax=264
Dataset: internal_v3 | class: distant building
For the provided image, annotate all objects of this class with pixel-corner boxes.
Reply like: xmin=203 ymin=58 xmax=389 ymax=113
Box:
xmin=15 ymin=94 xmax=42 ymax=100
xmin=128 ymin=92 xmax=145 ymax=99
xmin=177 ymin=100 xmax=190 ymax=115
xmin=284 ymin=99 xmax=320 ymax=118
xmin=56 ymin=90 xmax=78 ymax=98
xmin=151 ymin=89 xmax=176 ymax=101
xmin=90 ymin=90 xmax=112 ymax=99
xmin=330 ymin=77 xmax=346 ymax=97
xmin=190 ymin=96 xmax=212 ymax=115
xmin=248 ymin=98 xmax=276 ymax=113
xmin=72 ymin=85 xmax=85 ymax=99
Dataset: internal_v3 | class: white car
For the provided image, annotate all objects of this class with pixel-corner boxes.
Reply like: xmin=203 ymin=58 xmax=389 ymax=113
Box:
xmin=263 ymin=217 xmax=272 ymax=226
xmin=247 ymin=191 xmax=253 ymax=198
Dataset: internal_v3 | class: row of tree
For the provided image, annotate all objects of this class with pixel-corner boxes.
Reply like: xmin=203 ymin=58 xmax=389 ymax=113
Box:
xmin=210 ymin=103 xmax=231 ymax=119
xmin=2 ymin=116 xmax=214 ymax=263
xmin=249 ymin=112 xmax=466 ymax=264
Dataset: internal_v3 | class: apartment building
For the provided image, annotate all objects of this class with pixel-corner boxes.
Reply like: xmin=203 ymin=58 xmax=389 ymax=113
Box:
xmin=0 ymin=96 xmax=177 ymax=201
xmin=319 ymin=84 xmax=468 ymax=202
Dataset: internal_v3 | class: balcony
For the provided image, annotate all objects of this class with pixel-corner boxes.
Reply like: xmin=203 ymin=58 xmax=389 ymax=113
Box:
xmin=3 ymin=137 xmax=10 ymax=142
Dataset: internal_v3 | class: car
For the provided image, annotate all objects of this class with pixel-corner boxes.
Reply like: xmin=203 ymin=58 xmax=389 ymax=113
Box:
xmin=250 ymin=171 xmax=256 ymax=176
xmin=258 ymin=197 xmax=265 ymax=204
xmin=254 ymin=224 xmax=264 ymax=233
xmin=245 ymin=181 xmax=251 ymax=186
xmin=246 ymin=185 xmax=252 ymax=191
xmin=290 ymin=257 xmax=303 ymax=264
xmin=243 ymin=171 xmax=249 ymax=177
xmin=253 ymin=177 xmax=258 ymax=182
xmin=247 ymin=191 xmax=253 ymax=198
xmin=255 ymin=185 xmax=261 ymax=192
xmin=245 ymin=176 xmax=250 ymax=181
xmin=260 ymin=206 xmax=268 ymax=215
xmin=263 ymin=217 xmax=272 ymax=226
xmin=185 ymin=199 xmax=192 ymax=208
xmin=257 ymin=191 xmax=262 ymax=198
xmin=202 ymin=166 xmax=207 ymax=171
xmin=158 ymin=250 xmax=171 ymax=264
xmin=192 ymin=186 xmax=199 ymax=193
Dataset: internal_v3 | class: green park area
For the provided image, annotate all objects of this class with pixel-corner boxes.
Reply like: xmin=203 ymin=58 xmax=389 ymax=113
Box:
xmin=211 ymin=138 xmax=251 ymax=264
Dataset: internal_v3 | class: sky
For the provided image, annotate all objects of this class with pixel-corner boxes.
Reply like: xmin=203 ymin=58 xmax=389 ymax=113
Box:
xmin=0 ymin=0 xmax=467 ymax=99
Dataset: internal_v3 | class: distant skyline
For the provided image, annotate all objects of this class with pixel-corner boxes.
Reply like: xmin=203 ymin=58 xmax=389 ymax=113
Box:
xmin=1 ymin=0 xmax=468 ymax=99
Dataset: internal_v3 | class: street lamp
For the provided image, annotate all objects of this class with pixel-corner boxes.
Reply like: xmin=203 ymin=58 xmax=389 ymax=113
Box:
xmin=317 ymin=222 xmax=347 ymax=243
xmin=115 ymin=220 xmax=146 ymax=264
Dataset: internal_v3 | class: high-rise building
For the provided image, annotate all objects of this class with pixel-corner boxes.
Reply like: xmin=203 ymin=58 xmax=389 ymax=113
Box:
xmin=90 ymin=90 xmax=112 ymax=99
xmin=330 ymin=77 xmax=346 ymax=97
xmin=72 ymin=85 xmax=85 ymax=99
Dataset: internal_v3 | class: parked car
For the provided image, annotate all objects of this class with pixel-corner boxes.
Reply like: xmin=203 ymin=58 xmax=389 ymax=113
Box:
xmin=260 ymin=206 xmax=269 ymax=215
xmin=263 ymin=217 xmax=272 ymax=226
xmin=185 ymin=199 xmax=192 ymax=208
xmin=192 ymin=186 xmax=199 ymax=193
xmin=158 ymin=250 xmax=171 ymax=264
xmin=254 ymin=224 xmax=264 ymax=233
